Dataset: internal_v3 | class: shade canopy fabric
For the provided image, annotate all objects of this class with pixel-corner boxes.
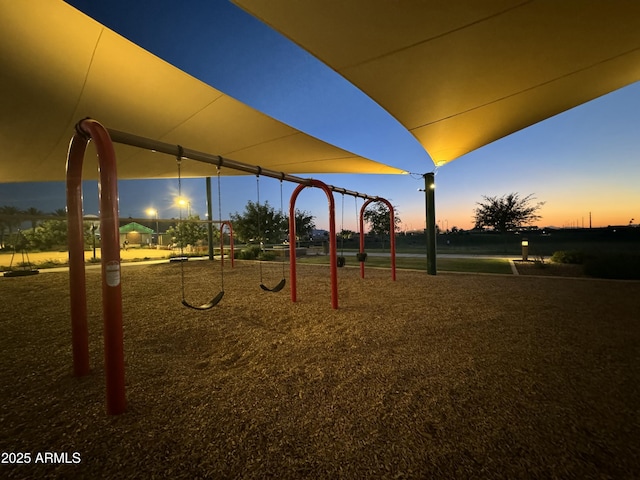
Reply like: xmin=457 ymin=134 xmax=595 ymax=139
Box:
xmin=234 ymin=0 xmax=640 ymax=166
xmin=0 ymin=1 xmax=405 ymax=183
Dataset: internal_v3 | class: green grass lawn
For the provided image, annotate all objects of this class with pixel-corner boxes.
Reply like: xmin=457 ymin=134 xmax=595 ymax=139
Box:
xmin=297 ymin=254 xmax=513 ymax=275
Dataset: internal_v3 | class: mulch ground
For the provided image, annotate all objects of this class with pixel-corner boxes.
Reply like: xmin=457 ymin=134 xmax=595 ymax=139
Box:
xmin=1 ymin=262 xmax=638 ymax=479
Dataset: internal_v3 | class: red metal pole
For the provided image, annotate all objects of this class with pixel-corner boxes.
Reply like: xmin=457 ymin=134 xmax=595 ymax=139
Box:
xmin=359 ymin=198 xmax=396 ymax=281
xmin=66 ymin=135 xmax=90 ymax=377
xmin=325 ymin=183 xmax=338 ymax=309
xmin=289 ymin=185 xmax=303 ymax=304
xmin=379 ymin=197 xmax=397 ymax=282
xmin=289 ymin=180 xmax=338 ymax=309
xmin=228 ymin=223 xmax=235 ymax=268
xmin=76 ymin=119 xmax=126 ymax=415
xmin=220 ymin=223 xmax=224 ymax=268
xmin=359 ymin=199 xmax=374 ymax=279
xmin=220 ymin=221 xmax=235 ymax=268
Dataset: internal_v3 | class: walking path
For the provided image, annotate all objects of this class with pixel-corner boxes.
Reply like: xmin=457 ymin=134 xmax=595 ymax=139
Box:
xmin=2 ymin=248 xmax=522 ymax=275
xmin=0 ymin=248 xmax=173 ymax=274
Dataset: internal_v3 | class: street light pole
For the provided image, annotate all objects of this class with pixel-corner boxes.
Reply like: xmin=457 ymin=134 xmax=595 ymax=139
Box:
xmin=91 ymin=223 xmax=97 ymax=259
xmin=424 ymin=173 xmax=436 ymax=275
xmin=146 ymin=208 xmax=160 ymax=247
xmin=155 ymin=211 xmax=160 ymax=246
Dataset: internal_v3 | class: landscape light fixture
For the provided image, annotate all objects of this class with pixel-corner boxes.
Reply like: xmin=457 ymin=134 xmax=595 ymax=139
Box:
xmin=521 ymin=239 xmax=529 ymax=261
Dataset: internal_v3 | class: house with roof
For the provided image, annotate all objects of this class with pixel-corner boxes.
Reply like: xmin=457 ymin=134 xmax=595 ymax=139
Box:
xmin=119 ymin=222 xmax=154 ymax=247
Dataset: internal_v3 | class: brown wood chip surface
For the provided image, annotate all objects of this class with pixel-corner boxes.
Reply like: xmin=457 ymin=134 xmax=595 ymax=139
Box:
xmin=1 ymin=262 xmax=638 ymax=478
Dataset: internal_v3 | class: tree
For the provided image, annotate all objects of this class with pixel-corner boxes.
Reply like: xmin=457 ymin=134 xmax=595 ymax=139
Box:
xmin=473 ymin=193 xmax=544 ymax=232
xmin=0 ymin=205 xmax=22 ymax=248
xmin=363 ymin=202 xmax=401 ymax=236
xmin=25 ymin=219 xmax=69 ymax=250
xmin=293 ymin=209 xmax=315 ymax=242
xmin=24 ymin=207 xmax=44 ymax=230
xmin=230 ymin=201 xmax=286 ymax=244
xmin=166 ymin=215 xmax=208 ymax=249
xmin=230 ymin=201 xmax=315 ymax=244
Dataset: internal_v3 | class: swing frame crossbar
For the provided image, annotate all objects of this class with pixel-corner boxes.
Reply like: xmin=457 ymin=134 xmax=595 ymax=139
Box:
xmin=107 ymin=128 xmax=377 ymax=200
xmin=65 ymin=119 xmax=396 ymax=415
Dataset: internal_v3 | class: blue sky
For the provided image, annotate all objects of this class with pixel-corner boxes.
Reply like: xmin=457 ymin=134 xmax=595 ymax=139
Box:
xmin=2 ymin=0 xmax=638 ymax=231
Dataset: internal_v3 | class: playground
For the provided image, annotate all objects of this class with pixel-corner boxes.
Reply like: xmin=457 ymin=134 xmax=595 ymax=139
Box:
xmin=2 ymin=3 xmax=640 ymax=477
xmin=1 ymin=261 xmax=638 ymax=478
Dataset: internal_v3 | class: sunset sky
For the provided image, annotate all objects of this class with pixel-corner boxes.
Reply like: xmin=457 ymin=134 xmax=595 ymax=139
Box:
xmin=2 ymin=1 xmax=638 ymax=232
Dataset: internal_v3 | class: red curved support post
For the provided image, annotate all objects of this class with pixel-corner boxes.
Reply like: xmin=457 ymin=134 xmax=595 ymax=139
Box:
xmin=359 ymin=198 xmax=396 ymax=281
xmin=66 ymin=136 xmax=90 ymax=377
xmin=220 ymin=221 xmax=235 ymax=268
xmin=289 ymin=180 xmax=338 ymax=309
xmin=66 ymin=119 xmax=126 ymax=415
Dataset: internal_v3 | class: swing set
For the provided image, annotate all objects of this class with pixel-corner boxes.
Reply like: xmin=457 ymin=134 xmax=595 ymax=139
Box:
xmin=2 ymin=230 xmax=40 ymax=277
xmin=65 ymin=118 xmax=396 ymax=414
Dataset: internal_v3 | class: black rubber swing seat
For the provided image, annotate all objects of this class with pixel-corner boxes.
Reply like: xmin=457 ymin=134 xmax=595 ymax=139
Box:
xmin=181 ymin=291 xmax=224 ymax=310
xmin=3 ymin=269 xmax=40 ymax=277
xmin=337 ymin=256 xmax=346 ymax=268
xmin=259 ymin=278 xmax=286 ymax=293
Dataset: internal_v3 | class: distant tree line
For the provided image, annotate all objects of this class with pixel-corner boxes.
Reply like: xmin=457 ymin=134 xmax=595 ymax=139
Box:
xmin=1 ymin=200 xmax=405 ymax=251
xmin=0 ymin=205 xmax=67 ymax=250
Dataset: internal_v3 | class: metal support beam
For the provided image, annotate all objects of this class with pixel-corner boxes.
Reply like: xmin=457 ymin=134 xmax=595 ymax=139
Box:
xmin=106 ymin=128 xmax=379 ymax=202
xmin=424 ymin=172 xmax=437 ymax=275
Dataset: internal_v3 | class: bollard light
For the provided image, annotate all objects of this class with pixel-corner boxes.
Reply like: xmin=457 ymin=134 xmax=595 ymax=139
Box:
xmin=521 ymin=239 xmax=529 ymax=261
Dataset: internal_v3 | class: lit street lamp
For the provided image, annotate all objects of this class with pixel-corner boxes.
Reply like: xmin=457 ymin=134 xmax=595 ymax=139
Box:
xmin=176 ymin=197 xmax=191 ymax=217
xmin=419 ymin=173 xmax=436 ymax=275
xmin=146 ymin=208 xmax=161 ymax=246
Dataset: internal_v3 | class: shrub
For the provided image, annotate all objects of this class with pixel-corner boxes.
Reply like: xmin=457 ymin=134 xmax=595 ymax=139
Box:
xmin=533 ymin=254 xmax=546 ymax=268
xmin=237 ymin=245 xmax=262 ymax=260
xmin=584 ymin=253 xmax=640 ymax=280
xmin=551 ymin=250 xmax=586 ymax=264
xmin=36 ymin=259 xmax=65 ymax=269
xmin=258 ymin=251 xmax=277 ymax=262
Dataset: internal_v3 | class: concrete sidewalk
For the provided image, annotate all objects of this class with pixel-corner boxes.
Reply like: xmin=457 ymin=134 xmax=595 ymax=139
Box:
xmin=2 ymin=248 xmax=521 ymax=275
xmin=0 ymin=247 xmax=172 ymax=265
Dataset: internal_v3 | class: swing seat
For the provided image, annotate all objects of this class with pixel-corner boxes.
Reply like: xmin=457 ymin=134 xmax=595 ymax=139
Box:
xmin=260 ymin=278 xmax=286 ymax=292
xmin=356 ymin=252 xmax=368 ymax=262
xmin=337 ymin=256 xmax=346 ymax=268
xmin=181 ymin=290 xmax=224 ymax=310
xmin=3 ymin=269 xmax=40 ymax=277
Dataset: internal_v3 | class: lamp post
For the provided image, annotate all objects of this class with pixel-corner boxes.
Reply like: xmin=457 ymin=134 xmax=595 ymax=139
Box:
xmin=177 ymin=198 xmax=191 ymax=217
xmin=90 ymin=222 xmax=97 ymax=259
xmin=418 ymin=172 xmax=438 ymax=275
xmin=521 ymin=239 xmax=529 ymax=261
xmin=421 ymin=173 xmax=436 ymax=275
xmin=146 ymin=208 xmax=160 ymax=246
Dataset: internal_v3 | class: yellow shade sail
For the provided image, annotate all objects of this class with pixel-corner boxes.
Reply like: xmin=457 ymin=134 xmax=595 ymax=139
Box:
xmin=234 ymin=0 xmax=640 ymax=165
xmin=0 ymin=0 xmax=405 ymax=183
